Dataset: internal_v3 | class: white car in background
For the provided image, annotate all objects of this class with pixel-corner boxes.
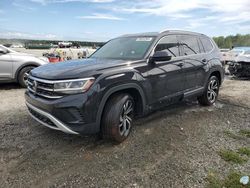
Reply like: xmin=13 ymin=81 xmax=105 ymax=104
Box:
xmin=219 ymin=48 xmax=230 ymax=63
xmin=228 ymin=47 xmax=250 ymax=77
xmin=0 ymin=45 xmax=49 ymax=87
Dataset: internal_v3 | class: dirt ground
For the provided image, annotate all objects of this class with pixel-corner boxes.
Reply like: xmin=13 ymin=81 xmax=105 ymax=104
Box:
xmin=0 ymin=78 xmax=249 ymax=188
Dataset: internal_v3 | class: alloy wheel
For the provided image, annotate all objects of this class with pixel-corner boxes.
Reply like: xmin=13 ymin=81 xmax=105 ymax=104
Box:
xmin=207 ymin=79 xmax=219 ymax=103
xmin=119 ymin=99 xmax=134 ymax=137
xmin=23 ymin=70 xmax=31 ymax=85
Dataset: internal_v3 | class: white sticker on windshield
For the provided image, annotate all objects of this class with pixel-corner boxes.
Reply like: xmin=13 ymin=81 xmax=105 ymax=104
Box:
xmin=136 ymin=37 xmax=153 ymax=42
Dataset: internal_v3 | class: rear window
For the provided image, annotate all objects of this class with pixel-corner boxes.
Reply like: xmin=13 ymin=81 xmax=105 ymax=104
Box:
xmin=178 ymin=35 xmax=200 ymax=55
xmin=200 ymin=37 xmax=213 ymax=52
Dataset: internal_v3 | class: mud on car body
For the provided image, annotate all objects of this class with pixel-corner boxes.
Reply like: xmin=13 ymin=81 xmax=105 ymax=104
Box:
xmin=25 ymin=30 xmax=224 ymax=143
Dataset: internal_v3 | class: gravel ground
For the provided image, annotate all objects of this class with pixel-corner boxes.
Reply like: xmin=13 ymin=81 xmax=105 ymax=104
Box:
xmin=0 ymin=78 xmax=249 ymax=188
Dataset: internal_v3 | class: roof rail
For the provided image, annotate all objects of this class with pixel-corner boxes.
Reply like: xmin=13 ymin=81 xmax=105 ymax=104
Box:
xmin=160 ymin=29 xmax=205 ymax=36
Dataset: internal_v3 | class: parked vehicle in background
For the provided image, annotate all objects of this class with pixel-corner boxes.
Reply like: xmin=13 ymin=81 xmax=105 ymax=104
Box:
xmin=219 ymin=48 xmax=230 ymax=64
xmin=25 ymin=30 xmax=224 ymax=143
xmin=228 ymin=47 xmax=250 ymax=77
xmin=226 ymin=47 xmax=247 ymax=63
xmin=58 ymin=41 xmax=72 ymax=48
xmin=10 ymin=44 xmax=24 ymax=48
xmin=0 ymin=45 xmax=49 ymax=87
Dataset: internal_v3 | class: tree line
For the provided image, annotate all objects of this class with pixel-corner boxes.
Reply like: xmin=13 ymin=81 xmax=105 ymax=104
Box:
xmin=1 ymin=34 xmax=250 ymax=49
xmin=0 ymin=38 xmax=105 ymax=48
xmin=213 ymin=34 xmax=250 ymax=49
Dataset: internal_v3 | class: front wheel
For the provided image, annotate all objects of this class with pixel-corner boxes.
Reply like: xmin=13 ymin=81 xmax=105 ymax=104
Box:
xmin=18 ymin=66 xmax=35 ymax=87
xmin=198 ymin=76 xmax=220 ymax=106
xmin=102 ymin=93 xmax=134 ymax=143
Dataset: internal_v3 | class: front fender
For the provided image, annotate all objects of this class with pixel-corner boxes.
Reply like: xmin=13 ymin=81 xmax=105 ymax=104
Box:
xmin=14 ymin=62 xmax=42 ymax=81
xmin=95 ymin=81 xmax=147 ymax=131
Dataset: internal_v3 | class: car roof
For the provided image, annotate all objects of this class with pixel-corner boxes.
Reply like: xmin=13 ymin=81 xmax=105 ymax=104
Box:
xmin=120 ymin=30 xmax=207 ymax=38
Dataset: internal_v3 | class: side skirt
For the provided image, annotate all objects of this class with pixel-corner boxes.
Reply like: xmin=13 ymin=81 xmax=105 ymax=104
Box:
xmin=183 ymin=87 xmax=204 ymax=99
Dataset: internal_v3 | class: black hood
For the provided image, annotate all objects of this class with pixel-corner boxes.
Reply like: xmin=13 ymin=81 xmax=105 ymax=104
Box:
xmin=31 ymin=58 xmax=129 ymax=80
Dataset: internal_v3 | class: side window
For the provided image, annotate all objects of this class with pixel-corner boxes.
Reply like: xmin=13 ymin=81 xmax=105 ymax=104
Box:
xmin=197 ymin=38 xmax=205 ymax=53
xmin=179 ymin=35 xmax=200 ymax=56
xmin=155 ymin=35 xmax=180 ymax=57
xmin=200 ymin=37 xmax=213 ymax=52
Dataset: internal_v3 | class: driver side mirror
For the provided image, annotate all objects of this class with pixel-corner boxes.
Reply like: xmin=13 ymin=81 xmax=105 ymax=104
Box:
xmin=149 ymin=51 xmax=172 ymax=63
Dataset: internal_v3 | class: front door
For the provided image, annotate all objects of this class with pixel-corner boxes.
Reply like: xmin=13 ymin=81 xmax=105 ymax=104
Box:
xmin=146 ymin=35 xmax=185 ymax=106
xmin=0 ymin=46 xmax=13 ymax=81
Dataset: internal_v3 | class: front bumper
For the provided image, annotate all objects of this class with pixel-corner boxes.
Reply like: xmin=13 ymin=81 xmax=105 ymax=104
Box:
xmin=25 ymin=91 xmax=99 ymax=134
xmin=26 ymin=102 xmax=79 ymax=134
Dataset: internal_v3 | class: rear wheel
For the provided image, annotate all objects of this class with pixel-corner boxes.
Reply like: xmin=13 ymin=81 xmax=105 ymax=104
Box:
xmin=198 ymin=76 xmax=219 ymax=106
xmin=102 ymin=93 xmax=134 ymax=143
xmin=18 ymin=66 xmax=35 ymax=87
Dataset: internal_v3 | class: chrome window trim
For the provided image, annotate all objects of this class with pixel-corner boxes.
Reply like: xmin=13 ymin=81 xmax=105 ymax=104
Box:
xmin=147 ymin=34 xmax=215 ymax=60
xmin=151 ymin=34 xmax=181 ymax=59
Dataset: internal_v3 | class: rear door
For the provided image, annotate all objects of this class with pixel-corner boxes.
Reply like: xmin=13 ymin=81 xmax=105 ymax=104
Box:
xmin=0 ymin=46 xmax=13 ymax=81
xmin=178 ymin=34 xmax=206 ymax=91
xmin=198 ymin=37 xmax=214 ymax=86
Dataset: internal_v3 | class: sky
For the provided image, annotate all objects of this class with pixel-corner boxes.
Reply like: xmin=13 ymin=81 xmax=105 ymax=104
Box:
xmin=0 ymin=0 xmax=250 ymax=42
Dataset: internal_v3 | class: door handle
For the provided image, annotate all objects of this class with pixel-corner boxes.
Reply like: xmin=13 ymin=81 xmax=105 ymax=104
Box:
xmin=202 ymin=58 xmax=207 ymax=63
xmin=177 ymin=62 xmax=184 ymax=67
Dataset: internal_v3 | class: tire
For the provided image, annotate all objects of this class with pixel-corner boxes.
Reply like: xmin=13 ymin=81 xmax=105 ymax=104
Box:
xmin=102 ymin=93 xmax=134 ymax=143
xmin=198 ymin=76 xmax=220 ymax=106
xmin=18 ymin=66 xmax=35 ymax=87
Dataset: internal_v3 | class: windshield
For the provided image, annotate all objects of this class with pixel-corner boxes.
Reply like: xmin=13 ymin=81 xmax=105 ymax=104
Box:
xmin=231 ymin=49 xmax=244 ymax=55
xmin=91 ymin=36 xmax=155 ymax=60
xmin=0 ymin=45 xmax=16 ymax=53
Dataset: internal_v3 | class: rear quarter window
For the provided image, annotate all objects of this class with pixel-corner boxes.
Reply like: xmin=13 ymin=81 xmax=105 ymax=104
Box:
xmin=200 ymin=37 xmax=213 ymax=52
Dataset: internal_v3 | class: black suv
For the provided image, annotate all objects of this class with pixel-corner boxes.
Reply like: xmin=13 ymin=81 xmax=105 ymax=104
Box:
xmin=25 ymin=30 xmax=224 ymax=142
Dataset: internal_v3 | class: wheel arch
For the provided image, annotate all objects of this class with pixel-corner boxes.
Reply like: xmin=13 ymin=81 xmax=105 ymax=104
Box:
xmin=209 ymin=70 xmax=222 ymax=85
xmin=96 ymin=83 xmax=147 ymax=130
xmin=15 ymin=62 xmax=39 ymax=81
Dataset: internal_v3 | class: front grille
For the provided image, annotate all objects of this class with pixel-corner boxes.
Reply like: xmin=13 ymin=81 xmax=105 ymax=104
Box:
xmin=27 ymin=76 xmax=63 ymax=99
xmin=28 ymin=107 xmax=57 ymax=127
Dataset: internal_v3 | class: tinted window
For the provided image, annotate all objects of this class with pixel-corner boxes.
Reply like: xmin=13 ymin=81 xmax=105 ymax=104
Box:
xmin=179 ymin=35 xmax=200 ymax=56
xmin=91 ymin=36 xmax=155 ymax=60
xmin=200 ymin=37 xmax=213 ymax=52
xmin=155 ymin=35 xmax=179 ymax=57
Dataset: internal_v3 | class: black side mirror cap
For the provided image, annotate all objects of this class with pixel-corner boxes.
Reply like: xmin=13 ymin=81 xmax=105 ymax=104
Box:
xmin=149 ymin=51 xmax=172 ymax=63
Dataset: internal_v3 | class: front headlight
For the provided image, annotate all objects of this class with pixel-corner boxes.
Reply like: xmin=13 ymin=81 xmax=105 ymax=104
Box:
xmin=54 ymin=78 xmax=95 ymax=94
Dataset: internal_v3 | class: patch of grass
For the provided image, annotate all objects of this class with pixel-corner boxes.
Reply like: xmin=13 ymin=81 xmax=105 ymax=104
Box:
xmin=238 ymin=147 xmax=250 ymax=157
xmin=239 ymin=130 xmax=250 ymax=138
xmin=219 ymin=149 xmax=247 ymax=164
xmin=224 ymin=130 xmax=243 ymax=140
xmin=206 ymin=172 xmax=222 ymax=188
xmin=207 ymin=171 xmax=250 ymax=188
xmin=224 ymin=172 xmax=250 ymax=188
